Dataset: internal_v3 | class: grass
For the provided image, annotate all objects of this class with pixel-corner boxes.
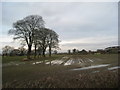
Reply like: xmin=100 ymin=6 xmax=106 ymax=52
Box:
xmin=2 ymin=56 xmax=26 ymax=63
xmin=2 ymin=54 xmax=119 ymax=88
xmin=69 ymin=54 xmax=119 ymax=66
xmin=2 ymin=54 xmax=64 ymax=64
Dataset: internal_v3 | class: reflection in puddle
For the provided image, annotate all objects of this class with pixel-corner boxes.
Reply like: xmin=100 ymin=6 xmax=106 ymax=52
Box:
xmin=64 ymin=59 xmax=74 ymax=66
xmin=87 ymin=59 xmax=93 ymax=62
xmin=46 ymin=62 xmax=50 ymax=64
xmin=26 ymin=56 xmax=105 ymax=67
xmin=108 ymin=66 xmax=120 ymax=70
xmin=40 ymin=58 xmax=95 ymax=66
xmin=62 ymin=56 xmax=69 ymax=59
xmin=71 ymin=64 xmax=110 ymax=71
xmin=33 ymin=61 xmax=42 ymax=65
xmin=64 ymin=59 xmax=84 ymax=66
xmin=46 ymin=60 xmax=64 ymax=65
xmin=16 ymin=64 xmax=19 ymax=66
xmin=3 ymin=62 xmax=25 ymax=67
xmin=79 ymin=59 xmax=84 ymax=63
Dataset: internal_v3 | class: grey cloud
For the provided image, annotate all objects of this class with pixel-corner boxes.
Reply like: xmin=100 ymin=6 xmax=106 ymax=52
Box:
xmin=1 ymin=2 xmax=118 ymax=52
xmin=61 ymin=40 xmax=118 ymax=51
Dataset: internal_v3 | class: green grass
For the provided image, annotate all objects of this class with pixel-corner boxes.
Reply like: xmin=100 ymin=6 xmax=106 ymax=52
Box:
xmin=2 ymin=54 xmax=64 ymax=64
xmin=2 ymin=56 xmax=26 ymax=63
xmin=2 ymin=54 xmax=119 ymax=88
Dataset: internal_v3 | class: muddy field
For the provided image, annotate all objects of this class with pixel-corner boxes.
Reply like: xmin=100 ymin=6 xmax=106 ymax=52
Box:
xmin=2 ymin=54 xmax=119 ymax=88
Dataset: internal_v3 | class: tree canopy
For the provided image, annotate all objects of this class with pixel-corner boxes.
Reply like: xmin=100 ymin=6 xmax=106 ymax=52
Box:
xmin=8 ymin=15 xmax=59 ymax=59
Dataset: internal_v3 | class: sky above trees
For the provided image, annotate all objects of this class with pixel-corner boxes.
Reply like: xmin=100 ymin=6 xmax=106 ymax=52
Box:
xmin=1 ymin=2 xmax=118 ymax=53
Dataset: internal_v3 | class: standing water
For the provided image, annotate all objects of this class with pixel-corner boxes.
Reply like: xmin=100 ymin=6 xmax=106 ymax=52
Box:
xmin=71 ymin=64 xmax=110 ymax=71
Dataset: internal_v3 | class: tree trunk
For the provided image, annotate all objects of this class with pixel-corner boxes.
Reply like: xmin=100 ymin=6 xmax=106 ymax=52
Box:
xmin=49 ymin=45 xmax=51 ymax=57
xmin=34 ymin=44 xmax=37 ymax=59
xmin=27 ymin=45 xmax=32 ymax=59
xmin=42 ymin=49 xmax=46 ymax=57
xmin=43 ymin=50 xmax=45 ymax=57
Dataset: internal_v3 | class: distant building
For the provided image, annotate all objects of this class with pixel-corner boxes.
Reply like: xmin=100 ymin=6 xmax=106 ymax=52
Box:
xmin=68 ymin=50 xmax=71 ymax=54
xmin=104 ymin=46 xmax=120 ymax=54
xmin=79 ymin=49 xmax=88 ymax=55
xmin=96 ymin=49 xmax=105 ymax=54
xmin=88 ymin=50 xmax=96 ymax=54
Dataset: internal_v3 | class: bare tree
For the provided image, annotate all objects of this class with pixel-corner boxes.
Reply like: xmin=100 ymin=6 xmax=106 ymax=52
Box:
xmin=33 ymin=29 xmax=39 ymax=58
xmin=8 ymin=15 xmax=45 ymax=59
xmin=37 ymin=45 xmax=43 ymax=58
xmin=18 ymin=46 xmax=26 ymax=56
xmin=72 ymin=48 xmax=77 ymax=54
xmin=31 ymin=28 xmax=47 ymax=57
xmin=47 ymin=29 xmax=59 ymax=57
xmin=34 ymin=28 xmax=59 ymax=57
xmin=53 ymin=50 xmax=58 ymax=54
xmin=39 ymin=28 xmax=49 ymax=57
xmin=2 ymin=46 xmax=14 ymax=56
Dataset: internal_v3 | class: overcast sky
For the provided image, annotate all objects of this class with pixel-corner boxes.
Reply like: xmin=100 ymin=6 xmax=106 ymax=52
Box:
xmin=1 ymin=2 xmax=118 ymax=53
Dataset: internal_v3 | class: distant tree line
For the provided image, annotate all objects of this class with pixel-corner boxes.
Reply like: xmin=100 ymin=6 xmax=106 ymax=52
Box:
xmin=68 ymin=46 xmax=120 ymax=55
xmin=6 ymin=15 xmax=59 ymax=59
xmin=68 ymin=49 xmax=88 ymax=55
xmin=2 ymin=46 xmax=27 ymax=56
xmin=2 ymin=45 xmax=58 ymax=57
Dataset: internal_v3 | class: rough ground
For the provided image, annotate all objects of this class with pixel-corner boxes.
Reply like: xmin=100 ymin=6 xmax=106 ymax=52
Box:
xmin=2 ymin=54 xmax=119 ymax=88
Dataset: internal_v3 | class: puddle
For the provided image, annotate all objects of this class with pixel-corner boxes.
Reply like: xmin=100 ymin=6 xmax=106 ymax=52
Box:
xmin=3 ymin=62 xmax=25 ymax=67
xmin=71 ymin=64 xmax=110 ymax=71
xmin=78 ymin=60 xmax=81 ymax=64
xmin=89 ymin=60 xmax=93 ymax=62
xmin=62 ymin=56 xmax=69 ymax=59
xmin=51 ymin=60 xmax=64 ymax=65
xmin=79 ymin=59 xmax=84 ymax=63
xmin=33 ymin=59 xmax=64 ymax=65
xmin=108 ymin=66 xmax=120 ymax=70
xmin=46 ymin=62 xmax=50 ymax=64
xmin=64 ymin=59 xmax=74 ymax=66
xmin=45 ymin=60 xmax=64 ymax=65
xmin=64 ymin=58 xmax=94 ymax=66
xmin=32 ymin=57 xmax=95 ymax=66
xmin=87 ymin=58 xmax=94 ymax=62
xmin=64 ymin=59 xmax=83 ymax=66
xmin=33 ymin=61 xmax=43 ymax=65
xmin=16 ymin=64 xmax=19 ymax=66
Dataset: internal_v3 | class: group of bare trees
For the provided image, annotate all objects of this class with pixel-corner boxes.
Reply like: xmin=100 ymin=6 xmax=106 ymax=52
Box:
xmin=68 ymin=49 xmax=88 ymax=55
xmin=2 ymin=45 xmax=26 ymax=56
xmin=8 ymin=15 xmax=59 ymax=59
xmin=2 ymin=46 xmax=14 ymax=56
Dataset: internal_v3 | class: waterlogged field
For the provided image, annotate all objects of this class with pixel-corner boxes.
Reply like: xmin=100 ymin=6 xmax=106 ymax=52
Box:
xmin=2 ymin=54 xmax=119 ymax=88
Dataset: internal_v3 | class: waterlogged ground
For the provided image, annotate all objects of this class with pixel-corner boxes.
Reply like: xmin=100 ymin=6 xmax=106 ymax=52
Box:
xmin=2 ymin=54 xmax=119 ymax=88
xmin=31 ymin=55 xmax=119 ymax=71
